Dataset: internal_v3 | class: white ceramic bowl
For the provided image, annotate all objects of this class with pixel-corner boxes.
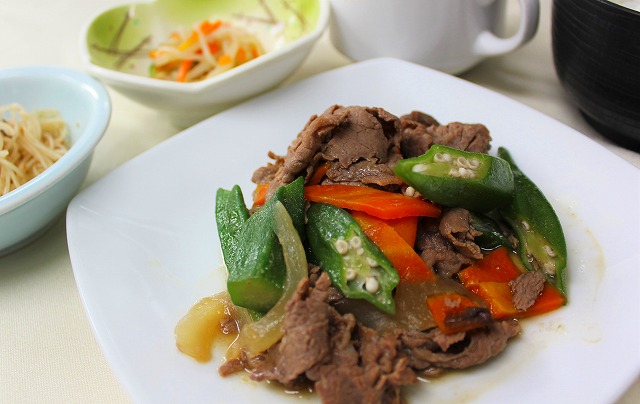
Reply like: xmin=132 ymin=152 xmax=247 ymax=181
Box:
xmin=80 ymin=0 xmax=329 ymax=127
xmin=0 ymin=66 xmax=111 ymax=255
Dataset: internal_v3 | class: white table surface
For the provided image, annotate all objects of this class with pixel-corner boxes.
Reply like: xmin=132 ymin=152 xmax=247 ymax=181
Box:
xmin=1 ymin=0 xmax=638 ymax=402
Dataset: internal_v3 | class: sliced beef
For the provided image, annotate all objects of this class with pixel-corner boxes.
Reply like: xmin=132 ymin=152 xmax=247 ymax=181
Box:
xmin=415 ymin=209 xmax=484 ymax=278
xmin=398 ymin=111 xmax=491 ymax=157
xmin=311 ymin=326 xmax=414 ymax=404
xmin=439 ymin=208 xmax=483 ymax=260
xmin=257 ymin=105 xmax=403 ymax=199
xmin=251 ymin=151 xmax=284 ymax=185
xmin=320 ymin=106 xmax=399 ymax=167
xmin=430 ymin=122 xmax=491 ymax=153
xmin=510 ymin=271 xmax=547 ymax=311
xmin=401 ymin=111 xmax=440 ymax=128
xmin=399 ymin=319 xmax=521 ymax=371
xmin=416 ymin=218 xmax=476 ymax=277
xmin=218 ymin=355 xmax=247 ymax=377
xmin=275 ymin=274 xmax=343 ymax=385
xmin=264 ymin=105 xmax=347 ymax=196
xmin=312 ymin=362 xmax=389 ymax=404
xmin=358 ymin=327 xmax=416 ymax=387
xmin=398 ymin=118 xmax=433 ymax=158
xmin=324 ymin=160 xmax=403 ymax=188
xmin=275 ymin=273 xmax=416 ymax=403
xmin=219 ymin=349 xmax=275 ymax=378
xmin=398 ymin=110 xmax=440 ymax=158
xmin=431 ymin=330 xmax=466 ymax=352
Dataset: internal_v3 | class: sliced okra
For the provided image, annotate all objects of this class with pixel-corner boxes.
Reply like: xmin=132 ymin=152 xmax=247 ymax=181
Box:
xmin=306 ymin=202 xmax=399 ymax=314
xmin=393 ymin=144 xmax=514 ymax=212
xmin=497 ymin=147 xmax=567 ymax=295
xmin=216 ymin=177 xmax=306 ymax=313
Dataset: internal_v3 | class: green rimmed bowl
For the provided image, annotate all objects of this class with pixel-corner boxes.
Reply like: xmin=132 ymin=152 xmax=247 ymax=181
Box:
xmin=81 ymin=0 xmax=329 ymax=127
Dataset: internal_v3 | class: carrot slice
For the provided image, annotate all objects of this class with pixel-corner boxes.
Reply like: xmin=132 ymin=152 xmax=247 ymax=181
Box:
xmin=457 ymin=247 xmax=520 ymax=284
xmin=308 ymin=162 xmax=330 ymax=185
xmin=305 ymin=184 xmax=440 ymax=220
xmin=458 ymin=247 xmax=566 ymax=319
xmin=176 ymin=60 xmax=193 ymax=82
xmin=351 ymin=211 xmax=435 ymax=283
xmin=252 ymin=183 xmax=269 ymax=207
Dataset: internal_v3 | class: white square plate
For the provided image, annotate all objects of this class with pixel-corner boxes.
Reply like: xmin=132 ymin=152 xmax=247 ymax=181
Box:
xmin=67 ymin=58 xmax=640 ymax=403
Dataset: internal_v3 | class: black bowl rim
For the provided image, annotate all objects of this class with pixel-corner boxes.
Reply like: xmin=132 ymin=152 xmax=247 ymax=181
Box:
xmin=552 ymin=0 xmax=640 ymax=149
xmin=592 ymin=0 xmax=640 ymax=16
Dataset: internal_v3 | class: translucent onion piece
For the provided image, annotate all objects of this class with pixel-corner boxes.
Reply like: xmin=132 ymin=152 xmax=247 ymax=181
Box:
xmin=238 ymin=200 xmax=308 ymax=354
xmin=335 ymin=277 xmax=482 ymax=334
xmin=175 ymin=291 xmax=236 ymax=362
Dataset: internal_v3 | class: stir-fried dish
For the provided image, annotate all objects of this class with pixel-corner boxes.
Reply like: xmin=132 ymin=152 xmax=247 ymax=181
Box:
xmin=149 ymin=19 xmax=265 ymax=82
xmin=176 ymin=105 xmax=568 ymax=403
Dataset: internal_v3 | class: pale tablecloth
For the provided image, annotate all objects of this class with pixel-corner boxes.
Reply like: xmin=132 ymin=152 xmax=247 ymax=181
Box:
xmin=0 ymin=0 xmax=638 ymax=402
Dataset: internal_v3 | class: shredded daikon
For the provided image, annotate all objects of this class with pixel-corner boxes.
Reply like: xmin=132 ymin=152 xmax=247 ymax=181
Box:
xmin=149 ymin=19 xmax=266 ymax=82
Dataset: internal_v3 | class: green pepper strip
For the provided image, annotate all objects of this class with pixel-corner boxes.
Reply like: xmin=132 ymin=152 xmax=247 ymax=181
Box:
xmin=497 ymin=147 xmax=568 ymax=295
xmin=215 ymin=177 xmax=306 ymax=312
xmin=306 ymin=202 xmax=399 ymax=314
xmin=393 ymin=144 xmax=514 ymax=213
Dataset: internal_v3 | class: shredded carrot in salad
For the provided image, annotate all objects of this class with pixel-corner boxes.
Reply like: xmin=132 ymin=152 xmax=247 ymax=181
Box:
xmin=149 ymin=19 xmax=265 ymax=82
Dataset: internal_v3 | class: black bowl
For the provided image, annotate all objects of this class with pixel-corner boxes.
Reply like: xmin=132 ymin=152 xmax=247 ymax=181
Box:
xmin=552 ymin=0 xmax=640 ymax=151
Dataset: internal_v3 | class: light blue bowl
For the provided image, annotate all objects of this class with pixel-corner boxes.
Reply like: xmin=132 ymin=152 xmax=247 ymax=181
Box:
xmin=0 ymin=66 xmax=111 ymax=255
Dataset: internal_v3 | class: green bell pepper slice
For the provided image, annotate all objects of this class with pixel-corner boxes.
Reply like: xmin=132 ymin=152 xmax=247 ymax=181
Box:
xmin=306 ymin=202 xmax=399 ymax=314
xmin=497 ymin=147 xmax=567 ymax=295
xmin=393 ymin=144 xmax=514 ymax=212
